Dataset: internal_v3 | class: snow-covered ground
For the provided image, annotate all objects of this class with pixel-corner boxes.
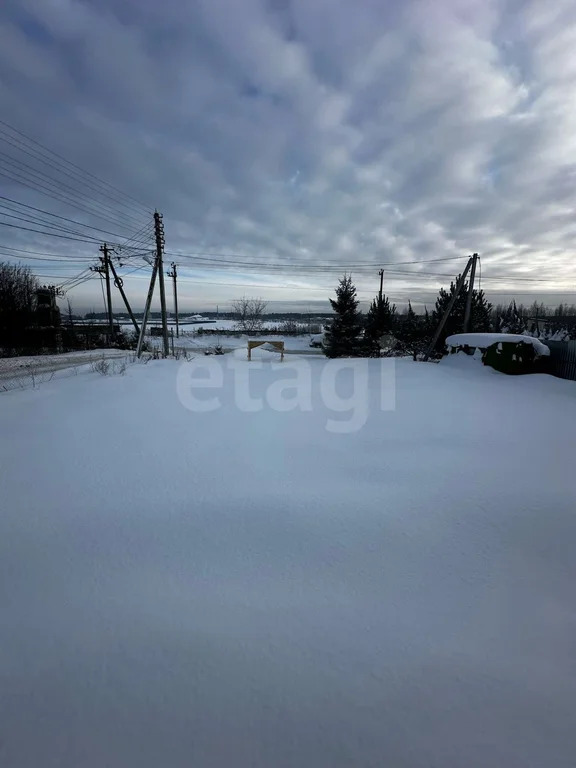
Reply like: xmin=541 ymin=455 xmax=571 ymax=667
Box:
xmin=1 ymin=355 xmax=576 ymax=767
xmin=0 ymin=349 xmax=133 ymax=391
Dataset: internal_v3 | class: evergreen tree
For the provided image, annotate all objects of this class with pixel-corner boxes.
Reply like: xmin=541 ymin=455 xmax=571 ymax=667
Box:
xmin=496 ymin=301 xmax=525 ymax=334
xmin=323 ymin=274 xmax=364 ymax=358
xmin=396 ymin=301 xmax=427 ymax=360
xmin=528 ymin=300 xmax=548 ymax=318
xmin=431 ymin=274 xmax=492 ymax=346
xmin=363 ymin=294 xmax=396 ymax=356
xmin=554 ymin=302 xmax=566 ymax=317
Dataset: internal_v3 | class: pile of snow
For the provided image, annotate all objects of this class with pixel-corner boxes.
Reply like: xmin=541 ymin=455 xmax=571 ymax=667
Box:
xmin=309 ymin=332 xmax=325 ymax=347
xmin=1 ymin=358 xmax=575 ymax=766
xmin=242 ymin=341 xmax=285 ymax=361
xmin=446 ymin=332 xmax=550 ymax=356
xmin=230 ymin=345 xmax=278 ymax=361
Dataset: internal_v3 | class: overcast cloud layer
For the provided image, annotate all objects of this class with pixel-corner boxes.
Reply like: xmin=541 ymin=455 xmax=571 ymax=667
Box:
xmin=2 ymin=0 xmax=576 ymax=311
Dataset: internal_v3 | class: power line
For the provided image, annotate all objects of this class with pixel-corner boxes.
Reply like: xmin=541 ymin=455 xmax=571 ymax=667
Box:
xmin=0 ymin=196 xmax=137 ymax=241
xmin=59 ymin=266 xmax=93 ymax=284
xmin=163 ymin=251 xmax=467 ymax=268
xmin=0 ymin=119 xmax=152 ymax=214
xmin=98 ymin=274 xmax=108 ymax=312
xmin=0 ymin=210 xmax=155 ymax=252
xmin=0 ymin=153 xmax=145 ymax=230
xmin=0 ymin=241 xmax=146 ymax=265
xmin=158 ymin=256 xmax=574 ymax=285
xmin=122 ymin=270 xmax=576 ymax=294
xmin=116 ymin=220 xmax=155 ymax=248
xmin=0 ymin=220 xmax=113 ymax=243
xmin=0 ymin=167 xmax=144 ymax=233
xmin=0 ymin=255 xmax=94 ymax=265
xmin=0 ymin=244 xmax=80 ymax=258
xmin=122 ymin=273 xmax=398 ymax=292
xmin=0 ymin=133 xmax=149 ymax=222
xmin=114 ymin=223 xmax=156 ymax=258
xmin=163 ymin=251 xmax=574 ymax=284
xmin=482 ymin=290 xmax=576 ymax=296
xmin=0 ymin=208 xmax=103 ymax=241
xmin=377 ymin=268 xmax=572 ymax=283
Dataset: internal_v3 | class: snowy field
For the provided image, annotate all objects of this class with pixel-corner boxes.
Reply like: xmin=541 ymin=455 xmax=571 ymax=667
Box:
xmin=146 ymin=330 xmax=321 ymax=354
xmin=118 ymin=320 xmax=323 ymax=355
xmin=1 ymin=355 xmax=576 ymax=767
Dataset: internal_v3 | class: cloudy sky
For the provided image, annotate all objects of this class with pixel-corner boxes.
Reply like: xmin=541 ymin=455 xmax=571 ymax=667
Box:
xmin=2 ymin=0 xmax=576 ymax=313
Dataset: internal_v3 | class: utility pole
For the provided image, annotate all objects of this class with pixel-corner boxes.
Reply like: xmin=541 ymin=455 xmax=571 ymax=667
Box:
xmin=167 ymin=262 xmax=179 ymax=337
xmin=423 ymin=256 xmax=474 ymax=361
xmin=463 ymin=253 xmax=478 ymax=333
xmin=154 ymin=211 xmax=170 ymax=357
xmin=108 ymin=257 xmax=140 ymax=335
xmin=101 ymin=244 xmax=114 ymax=340
xmin=378 ymin=269 xmax=384 ymax=303
xmin=92 ymin=245 xmax=115 ymax=341
xmin=136 ymin=257 xmax=158 ymax=357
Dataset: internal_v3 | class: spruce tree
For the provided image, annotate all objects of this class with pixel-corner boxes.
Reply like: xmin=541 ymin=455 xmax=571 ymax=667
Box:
xmin=363 ymin=294 xmax=396 ymax=356
xmin=396 ymin=301 xmax=426 ymax=360
xmin=431 ymin=274 xmax=492 ymax=345
xmin=496 ymin=301 xmax=525 ymax=334
xmin=323 ymin=274 xmax=364 ymax=358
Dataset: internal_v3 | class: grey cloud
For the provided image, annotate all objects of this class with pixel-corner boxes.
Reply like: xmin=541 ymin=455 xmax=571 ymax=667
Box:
xmin=1 ymin=0 xmax=576 ymax=311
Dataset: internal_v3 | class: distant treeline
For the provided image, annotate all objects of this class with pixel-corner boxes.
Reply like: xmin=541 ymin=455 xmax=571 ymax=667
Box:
xmin=82 ymin=311 xmax=334 ymax=321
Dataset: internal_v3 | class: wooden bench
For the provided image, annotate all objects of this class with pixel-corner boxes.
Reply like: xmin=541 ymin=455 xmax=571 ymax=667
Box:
xmin=247 ymin=340 xmax=285 ymax=361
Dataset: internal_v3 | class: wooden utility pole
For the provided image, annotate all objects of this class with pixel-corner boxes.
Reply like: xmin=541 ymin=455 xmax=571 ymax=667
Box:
xmin=463 ymin=253 xmax=478 ymax=333
xmin=154 ymin=212 xmax=170 ymax=357
xmin=92 ymin=244 xmax=115 ymax=341
xmin=108 ymin=257 xmax=140 ymax=335
xmin=167 ymin=262 xmax=179 ymax=337
xmin=423 ymin=257 xmax=473 ymax=361
xmin=99 ymin=243 xmax=115 ymax=340
xmin=378 ymin=269 xmax=384 ymax=302
xmin=136 ymin=256 xmax=158 ymax=357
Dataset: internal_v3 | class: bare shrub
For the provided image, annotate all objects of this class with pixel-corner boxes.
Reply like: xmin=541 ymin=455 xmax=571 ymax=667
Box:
xmin=91 ymin=356 xmax=131 ymax=375
xmin=173 ymin=348 xmax=194 ymax=361
xmin=279 ymin=319 xmax=300 ymax=335
xmin=91 ymin=358 xmax=110 ymax=376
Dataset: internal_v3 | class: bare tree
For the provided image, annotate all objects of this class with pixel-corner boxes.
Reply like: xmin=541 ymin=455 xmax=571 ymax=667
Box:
xmin=0 ymin=262 xmax=39 ymax=354
xmin=232 ymin=297 xmax=268 ymax=333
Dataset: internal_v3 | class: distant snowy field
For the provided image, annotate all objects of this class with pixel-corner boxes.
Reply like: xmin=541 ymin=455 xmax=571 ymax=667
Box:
xmin=120 ymin=320 xmax=322 ymax=353
xmin=1 ymin=355 xmax=576 ymax=767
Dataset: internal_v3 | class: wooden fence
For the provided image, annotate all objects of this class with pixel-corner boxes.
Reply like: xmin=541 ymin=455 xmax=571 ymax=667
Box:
xmin=545 ymin=341 xmax=576 ymax=381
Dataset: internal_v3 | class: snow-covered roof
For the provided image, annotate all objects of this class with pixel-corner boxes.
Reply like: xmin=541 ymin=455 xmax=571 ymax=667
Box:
xmin=445 ymin=333 xmax=550 ymax=356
